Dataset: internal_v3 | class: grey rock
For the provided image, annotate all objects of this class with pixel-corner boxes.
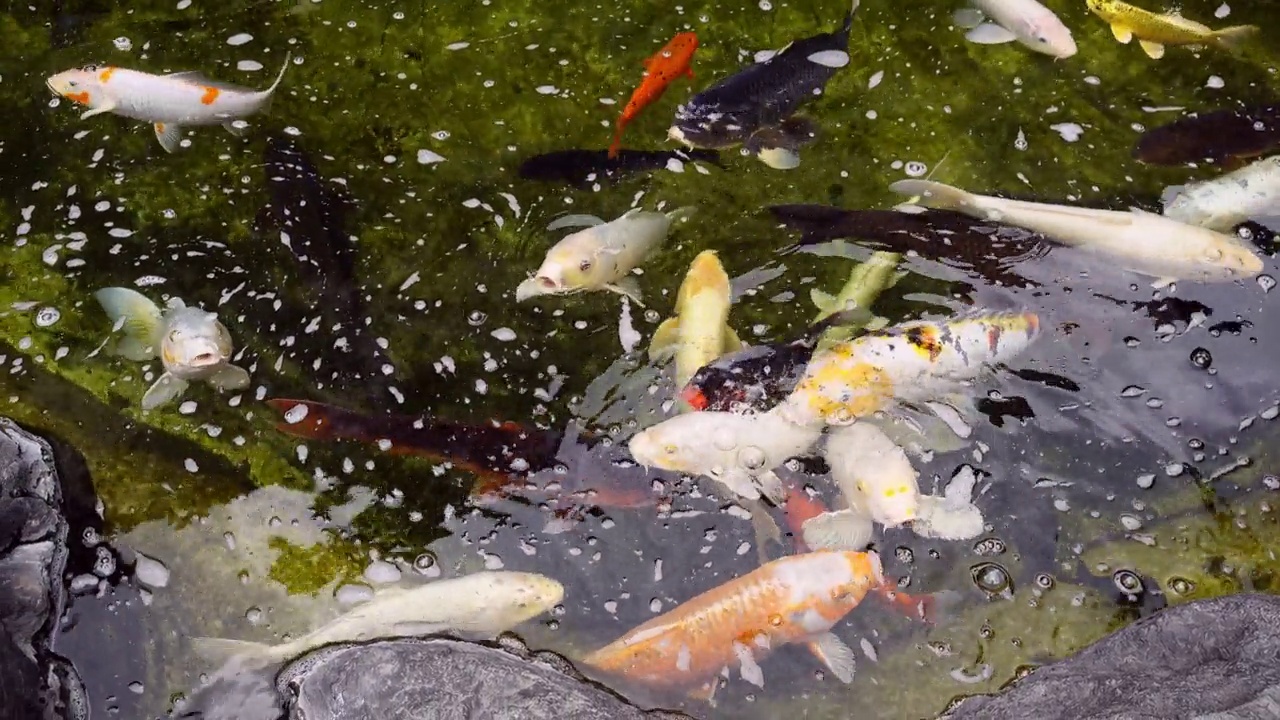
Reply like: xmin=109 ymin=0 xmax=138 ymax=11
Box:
xmin=0 ymin=418 xmax=89 ymax=720
xmin=277 ymin=636 xmax=691 ymax=720
xmin=942 ymin=593 xmax=1280 ymax=720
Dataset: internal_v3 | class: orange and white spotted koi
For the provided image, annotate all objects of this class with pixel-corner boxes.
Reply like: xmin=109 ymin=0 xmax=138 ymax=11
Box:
xmin=584 ymin=550 xmax=906 ymax=700
xmin=46 ymin=53 xmax=291 ymax=153
xmin=773 ymin=311 xmax=1042 ymax=428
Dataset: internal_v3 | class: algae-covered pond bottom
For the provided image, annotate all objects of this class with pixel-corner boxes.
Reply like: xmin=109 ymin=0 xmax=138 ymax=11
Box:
xmin=6 ymin=0 xmax=1280 ymax=717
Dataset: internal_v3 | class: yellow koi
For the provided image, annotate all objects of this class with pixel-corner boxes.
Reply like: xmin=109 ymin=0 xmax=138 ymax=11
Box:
xmin=1086 ymin=0 xmax=1258 ymax=59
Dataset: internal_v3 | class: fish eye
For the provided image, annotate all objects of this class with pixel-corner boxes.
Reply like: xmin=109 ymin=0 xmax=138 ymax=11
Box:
xmin=1036 ymin=35 xmax=1049 ymax=44
xmin=578 ymin=259 xmax=593 ymax=272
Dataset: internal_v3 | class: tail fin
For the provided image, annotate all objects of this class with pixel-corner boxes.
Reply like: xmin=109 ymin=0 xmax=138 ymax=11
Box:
xmin=842 ymin=0 xmax=861 ymax=35
xmin=266 ymin=52 xmax=293 ymax=95
xmin=801 ymin=509 xmax=873 ymax=551
xmin=665 ymin=205 xmax=697 ymax=223
xmin=887 ymin=179 xmax=975 ymax=213
xmin=1213 ymin=25 xmax=1259 ymax=53
xmin=190 ymin=636 xmax=280 ymax=668
xmin=93 ymin=287 xmax=163 ymax=362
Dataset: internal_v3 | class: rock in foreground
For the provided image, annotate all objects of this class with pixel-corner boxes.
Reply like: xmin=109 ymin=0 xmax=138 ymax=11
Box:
xmin=943 ymin=593 xmax=1280 ymax=720
xmin=277 ymin=636 xmax=690 ymax=720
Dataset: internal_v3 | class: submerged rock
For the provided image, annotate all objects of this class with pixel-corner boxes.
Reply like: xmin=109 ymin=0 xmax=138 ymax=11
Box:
xmin=277 ymin=636 xmax=690 ymax=720
xmin=0 ymin=418 xmax=90 ymax=719
xmin=942 ymin=593 xmax=1280 ymax=720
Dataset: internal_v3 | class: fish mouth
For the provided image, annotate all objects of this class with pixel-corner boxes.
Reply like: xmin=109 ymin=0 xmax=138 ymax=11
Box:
xmin=667 ymin=125 xmax=691 ymax=146
xmin=515 ymin=275 xmax=561 ymax=302
xmin=188 ymin=352 xmax=223 ymax=368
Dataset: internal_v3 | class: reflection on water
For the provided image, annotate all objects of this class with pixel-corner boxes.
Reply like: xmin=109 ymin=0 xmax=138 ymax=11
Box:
xmin=5 ymin=0 xmax=1280 ymax=717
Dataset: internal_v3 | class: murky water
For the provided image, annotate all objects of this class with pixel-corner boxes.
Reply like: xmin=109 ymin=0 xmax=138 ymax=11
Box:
xmin=6 ymin=0 xmax=1280 ymax=718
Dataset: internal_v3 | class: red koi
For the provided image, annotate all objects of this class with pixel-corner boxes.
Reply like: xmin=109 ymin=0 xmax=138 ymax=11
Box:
xmin=608 ymin=32 xmax=699 ymax=159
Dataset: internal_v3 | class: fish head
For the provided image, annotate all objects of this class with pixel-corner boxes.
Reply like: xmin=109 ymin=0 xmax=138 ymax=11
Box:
xmin=835 ymin=550 xmax=884 ymax=603
xmin=628 ymin=414 xmax=731 ymax=474
xmin=1211 ymin=240 xmax=1265 ymax=277
xmin=1023 ymin=17 xmax=1077 ymax=59
xmin=160 ymin=309 xmax=234 ymax=373
xmin=668 ymin=109 xmax=750 ymax=151
xmin=859 ymin=475 xmax=920 ymax=528
xmin=47 ymin=66 xmax=110 ymax=107
xmin=676 ymin=250 xmax=730 ymax=309
xmin=499 ymin=572 xmax=566 ymax=622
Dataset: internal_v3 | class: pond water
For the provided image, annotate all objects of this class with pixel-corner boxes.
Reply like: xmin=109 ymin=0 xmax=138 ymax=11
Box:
xmin=7 ymin=0 xmax=1280 ymax=717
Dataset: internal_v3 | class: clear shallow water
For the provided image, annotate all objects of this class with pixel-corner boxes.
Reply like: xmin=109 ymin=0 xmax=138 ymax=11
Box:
xmin=5 ymin=0 xmax=1280 ymax=717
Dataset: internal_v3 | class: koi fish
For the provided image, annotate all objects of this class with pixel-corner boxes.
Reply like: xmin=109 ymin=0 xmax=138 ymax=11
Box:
xmin=627 ymin=410 xmax=824 ymax=502
xmin=46 ymin=53 xmax=291 ymax=152
xmin=516 ymin=206 xmax=694 ymax=305
xmin=669 ymin=0 xmax=860 ymax=169
xmin=1163 ymin=156 xmax=1280 ymax=232
xmin=609 ymin=32 xmax=699 ymax=159
xmin=952 ymin=0 xmax=1077 ymax=58
xmin=94 ymin=288 xmax=250 ymax=410
xmin=1133 ymin=106 xmax=1280 ymax=167
xmin=773 ymin=311 xmax=1043 ymax=429
xmin=583 ymin=550 xmax=883 ymax=698
xmin=890 ymin=179 xmax=1263 ymax=288
xmin=649 ymin=250 xmax=743 ymax=394
xmin=1086 ymin=0 xmax=1258 ymax=59
xmin=518 ymin=147 xmax=723 ymax=188
xmin=768 ymin=204 xmax=1044 ymax=289
xmin=266 ymin=399 xmax=660 ymax=510
xmin=193 ymin=571 xmax=564 ymax=669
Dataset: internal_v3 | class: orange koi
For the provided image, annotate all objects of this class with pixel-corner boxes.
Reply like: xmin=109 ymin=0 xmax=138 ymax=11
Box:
xmin=584 ymin=550 xmax=882 ymax=698
xmin=608 ymin=32 xmax=699 ymax=159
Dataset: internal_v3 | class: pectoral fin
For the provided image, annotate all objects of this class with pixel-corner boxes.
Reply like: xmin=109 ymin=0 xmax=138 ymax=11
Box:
xmin=1151 ymin=276 xmax=1178 ymax=290
xmin=801 ymin=508 xmax=874 ymax=551
xmin=965 ymin=23 xmax=1018 ymax=45
xmin=547 ymin=214 xmax=605 ymax=231
xmin=952 ymin=7 xmax=985 ymax=29
xmin=1110 ymin=24 xmax=1134 ymax=43
xmin=141 ymin=373 xmax=189 ymax=411
xmin=1138 ymin=40 xmax=1165 ymax=59
xmin=914 ymin=495 xmax=985 ymax=541
xmin=94 ymin=287 xmax=163 ymax=359
xmin=755 ymin=147 xmax=801 ymax=170
xmin=649 ymin=317 xmax=682 ymax=360
xmin=808 ymin=632 xmax=856 ymax=683
xmin=811 ymin=288 xmax=837 ymax=313
xmin=722 ymin=325 xmax=744 ymax=353
xmin=154 ymin=122 xmax=183 ymax=153
xmin=222 ymin=120 xmax=249 ymax=137
xmin=606 ymin=276 xmax=644 ymax=305
xmin=207 ymin=364 xmax=250 ymax=391
xmin=79 ymin=101 xmax=117 ymax=120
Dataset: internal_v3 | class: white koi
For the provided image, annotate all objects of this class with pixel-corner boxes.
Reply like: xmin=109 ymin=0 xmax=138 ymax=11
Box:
xmin=954 ymin=0 xmax=1078 ymax=58
xmin=1163 ymin=156 xmax=1280 ymax=232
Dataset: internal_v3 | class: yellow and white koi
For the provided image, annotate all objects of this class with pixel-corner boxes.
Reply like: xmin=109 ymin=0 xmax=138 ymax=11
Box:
xmin=46 ymin=54 xmax=291 ymax=152
xmin=1086 ymin=0 xmax=1258 ymax=59
xmin=802 ymin=422 xmax=987 ymax=550
xmin=583 ymin=550 xmax=883 ymax=697
xmin=774 ymin=311 xmax=1042 ymax=429
xmin=1163 ymin=156 xmax=1280 ymax=232
xmin=891 ymin=179 xmax=1263 ymax=288
xmin=94 ymin=287 xmax=251 ymax=410
xmin=650 ymin=250 xmax=743 ymax=394
xmin=627 ymin=410 xmax=823 ymax=502
xmin=516 ymin=206 xmax=694 ymax=305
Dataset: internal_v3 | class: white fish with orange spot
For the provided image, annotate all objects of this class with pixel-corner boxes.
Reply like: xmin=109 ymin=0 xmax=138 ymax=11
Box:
xmin=583 ymin=550 xmax=900 ymax=701
xmin=773 ymin=310 xmax=1043 ymax=429
xmin=94 ymin=287 xmax=250 ymax=410
xmin=46 ymin=54 xmax=291 ymax=152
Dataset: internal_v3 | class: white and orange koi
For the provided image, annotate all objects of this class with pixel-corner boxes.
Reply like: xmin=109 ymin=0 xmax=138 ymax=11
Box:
xmin=583 ymin=550 xmax=891 ymax=699
xmin=46 ymin=54 xmax=291 ymax=153
xmin=773 ymin=311 xmax=1042 ymax=428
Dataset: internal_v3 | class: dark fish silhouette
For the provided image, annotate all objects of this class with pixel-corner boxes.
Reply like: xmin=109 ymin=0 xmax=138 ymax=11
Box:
xmin=517 ymin=148 xmax=722 ymax=188
xmin=669 ymin=0 xmax=859 ymax=167
xmin=266 ymin=399 xmax=661 ymax=510
xmin=768 ymin=204 xmax=1044 ymax=288
xmin=1134 ymin=105 xmax=1280 ymax=167
xmin=256 ymin=137 xmax=394 ymax=393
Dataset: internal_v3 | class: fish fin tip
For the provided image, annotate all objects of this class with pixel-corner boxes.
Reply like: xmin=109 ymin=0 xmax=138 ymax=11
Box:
xmin=952 ymin=7 xmax=984 ymax=29
xmin=810 ymin=288 xmax=837 ymax=312
xmin=546 ymin=213 xmax=605 ymax=231
xmin=722 ymin=325 xmax=744 ymax=353
xmin=809 ymin=632 xmax=856 ymax=683
xmin=608 ymin=277 xmax=644 ymax=305
xmin=964 ymin=23 xmax=1018 ymax=45
xmin=94 ymin=287 xmax=163 ymax=351
xmin=1138 ymin=40 xmax=1166 ymax=59
xmin=222 ymin=120 xmax=249 ymax=137
xmin=755 ymin=146 xmax=801 ymax=170
xmin=154 ymin=122 xmax=182 ymax=152
xmin=801 ymin=509 xmax=874 ymax=551
xmin=1213 ymin=25 xmax=1258 ymax=52
xmin=1110 ymin=23 xmax=1134 ymax=43
xmin=887 ymin=180 xmax=970 ymax=212
xmin=190 ymin=636 xmax=277 ymax=666
xmin=648 ymin=317 xmax=682 ymax=360
xmin=141 ymin=374 xmax=189 ymax=411
xmin=208 ymin=364 xmax=251 ymax=391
